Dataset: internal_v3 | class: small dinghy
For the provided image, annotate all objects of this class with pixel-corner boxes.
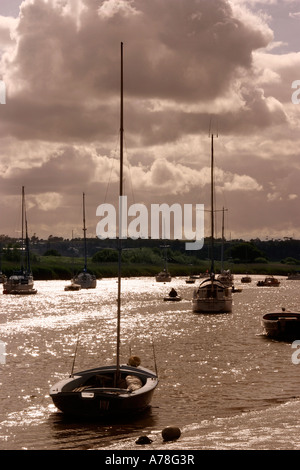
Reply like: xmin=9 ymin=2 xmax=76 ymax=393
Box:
xmin=164 ymin=288 xmax=181 ymax=301
xmin=50 ymin=360 xmax=158 ymax=418
xmin=164 ymin=296 xmax=182 ymax=302
xmin=262 ymin=309 xmax=300 ymax=341
xmin=257 ymin=276 xmax=280 ymax=287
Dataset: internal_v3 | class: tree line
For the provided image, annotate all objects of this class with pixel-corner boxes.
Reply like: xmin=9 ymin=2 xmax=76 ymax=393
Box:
xmin=1 ymin=235 xmax=300 ymax=265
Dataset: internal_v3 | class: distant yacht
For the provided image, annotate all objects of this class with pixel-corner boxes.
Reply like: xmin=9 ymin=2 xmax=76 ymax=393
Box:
xmin=241 ymin=274 xmax=252 ymax=283
xmin=71 ymin=193 xmax=97 ymax=289
xmin=156 ymin=242 xmax=171 ymax=282
xmin=257 ymin=276 xmax=280 ymax=287
xmin=192 ymin=135 xmax=232 ymax=314
xmin=0 ymin=245 xmax=6 ymax=283
xmin=64 ymin=231 xmax=82 ymax=291
xmin=217 ymin=269 xmax=234 ymax=287
xmin=3 ymin=187 xmax=37 ymax=295
xmin=287 ymin=273 xmax=300 ymax=280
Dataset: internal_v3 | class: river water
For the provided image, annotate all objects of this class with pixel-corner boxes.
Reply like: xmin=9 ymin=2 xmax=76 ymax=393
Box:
xmin=1 ymin=275 xmax=300 ymax=450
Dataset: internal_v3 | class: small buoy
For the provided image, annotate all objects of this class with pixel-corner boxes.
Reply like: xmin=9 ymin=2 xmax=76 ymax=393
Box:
xmin=135 ymin=435 xmax=153 ymax=445
xmin=162 ymin=426 xmax=181 ymax=442
xmin=128 ymin=355 xmax=141 ymax=367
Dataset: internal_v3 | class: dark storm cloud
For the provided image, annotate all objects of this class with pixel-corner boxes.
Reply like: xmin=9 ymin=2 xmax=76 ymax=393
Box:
xmin=0 ymin=0 xmax=299 ymax=239
xmin=1 ymin=0 xmax=276 ymax=144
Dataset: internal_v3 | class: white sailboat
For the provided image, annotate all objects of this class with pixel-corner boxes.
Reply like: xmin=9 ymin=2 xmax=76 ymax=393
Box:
xmin=0 ymin=244 xmax=7 ymax=284
xmin=64 ymin=231 xmax=82 ymax=291
xmin=50 ymin=43 xmax=158 ymax=417
xmin=155 ymin=242 xmax=171 ymax=282
xmin=3 ymin=187 xmax=37 ymax=295
xmin=192 ymin=135 xmax=232 ymax=314
xmin=72 ymin=193 xmax=97 ymax=289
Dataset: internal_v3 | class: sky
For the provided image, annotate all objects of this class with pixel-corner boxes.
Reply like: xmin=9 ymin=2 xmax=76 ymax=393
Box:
xmin=0 ymin=0 xmax=300 ymax=242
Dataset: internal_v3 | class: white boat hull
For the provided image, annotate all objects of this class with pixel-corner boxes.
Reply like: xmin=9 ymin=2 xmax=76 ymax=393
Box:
xmin=3 ymin=273 xmax=37 ymax=295
xmin=192 ymin=277 xmax=232 ymax=314
xmin=72 ymin=272 xmax=97 ymax=289
xmin=156 ymin=271 xmax=171 ymax=282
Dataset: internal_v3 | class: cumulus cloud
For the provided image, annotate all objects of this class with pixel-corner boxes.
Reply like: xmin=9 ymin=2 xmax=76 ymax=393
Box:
xmin=289 ymin=12 xmax=300 ymax=19
xmin=0 ymin=0 xmax=299 ymax=239
xmin=0 ymin=0 xmax=279 ymax=144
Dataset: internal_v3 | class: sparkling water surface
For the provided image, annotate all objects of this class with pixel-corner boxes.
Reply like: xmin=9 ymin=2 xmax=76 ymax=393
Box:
xmin=0 ymin=275 xmax=300 ymax=450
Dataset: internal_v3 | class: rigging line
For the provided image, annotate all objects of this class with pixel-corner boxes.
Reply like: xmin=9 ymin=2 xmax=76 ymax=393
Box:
xmin=151 ymin=336 xmax=158 ymax=377
xmin=70 ymin=334 xmax=80 ymax=377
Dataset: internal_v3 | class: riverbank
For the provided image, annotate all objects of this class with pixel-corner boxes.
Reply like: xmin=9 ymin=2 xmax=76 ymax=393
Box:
xmin=1 ymin=256 xmax=299 ymax=280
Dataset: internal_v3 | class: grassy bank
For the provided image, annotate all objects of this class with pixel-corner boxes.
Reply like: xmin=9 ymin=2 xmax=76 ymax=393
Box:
xmin=1 ymin=255 xmax=300 ymax=280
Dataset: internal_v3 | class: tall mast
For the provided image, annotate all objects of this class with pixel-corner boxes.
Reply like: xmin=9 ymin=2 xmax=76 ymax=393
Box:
xmin=21 ymin=186 xmax=25 ymax=271
xmin=25 ymin=207 xmax=31 ymax=273
xmin=83 ymin=192 xmax=87 ymax=272
xmin=116 ymin=41 xmax=124 ymax=382
xmin=210 ymin=134 xmax=215 ymax=274
xmin=221 ymin=206 xmax=224 ymax=272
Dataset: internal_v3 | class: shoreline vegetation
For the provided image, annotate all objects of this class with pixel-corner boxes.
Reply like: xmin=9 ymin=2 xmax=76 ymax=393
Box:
xmin=1 ymin=237 xmax=300 ymax=280
xmin=1 ymin=256 xmax=300 ymax=281
xmin=2 ymin=256 xmax=300 ymax=281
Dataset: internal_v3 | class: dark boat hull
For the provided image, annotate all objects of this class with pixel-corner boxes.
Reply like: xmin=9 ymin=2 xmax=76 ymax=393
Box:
xmin=50 ymin=364 xmax=158 ymax=417
xmin=51 ymin=386 xmax=156 ymax=417
xmin=262 ymin=312 xmax=300 ymax=341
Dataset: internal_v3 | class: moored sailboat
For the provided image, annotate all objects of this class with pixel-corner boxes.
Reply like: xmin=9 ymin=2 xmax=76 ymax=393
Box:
xmin=50 ymin=43 xmax=158 ymax=417
xmin=156 ymin=269 xmax=171 ymax=282
xmin=192 ymin=135 xmax=232 ymax=314
xmin=72 ymin=193 xmax=97 ymax=289
xmin=156 ymin=242 xmax=171 ymax=282
xmin=287 ymin=273 xmax=300 ymax=280
xmin=64 ymin=231 xmax=82 ymax=291
xmin=185 ymin=275 xmax=196 ymax=284
xmin=0 ymin=245 xmax=6 ymax=284
xmin=3 ymin=187 xmax=37 ymax=295
xmin=217 ymin=269 xmax=234 ymax=287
